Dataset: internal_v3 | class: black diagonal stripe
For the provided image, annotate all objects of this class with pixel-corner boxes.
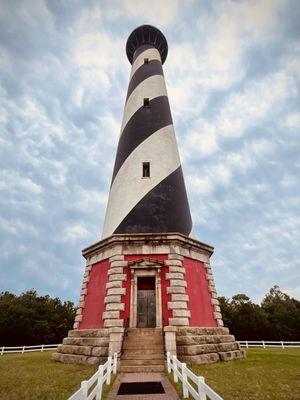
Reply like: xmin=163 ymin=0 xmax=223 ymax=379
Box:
xmin=133 ymin=44 xmax=155 ymax=62
xmin=126 ymin=60 xmax=163 ymax=101
xmin=111 ymin=96 xmax=173 ymax=183
xmin=113 ymin=166 xmax=192 ymax=236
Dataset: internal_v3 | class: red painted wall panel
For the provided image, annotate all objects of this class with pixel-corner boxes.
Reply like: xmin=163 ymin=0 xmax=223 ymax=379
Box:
xmin=79 ymin=260 xmax=109 ymax=329
xmin=184 ymin=257 xmax=217 ymax=327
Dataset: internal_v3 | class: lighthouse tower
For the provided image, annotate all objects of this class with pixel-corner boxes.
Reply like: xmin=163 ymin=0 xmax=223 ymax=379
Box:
xmin=53 ymin=25 xmax=245 ymax=369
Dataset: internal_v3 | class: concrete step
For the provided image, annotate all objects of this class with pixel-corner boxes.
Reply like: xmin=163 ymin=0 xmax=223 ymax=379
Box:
xmin=127 ymin=328 xmax=163 ymax=336
xmin=120 ymin=359 xmax=165 ymax=366
xmin=124 ymin=337 xmax=163 ymax=344
xmin=121 ymin=351 xmax=165 ymax=359
xmin=119 ymin=365 xmax=165 ymax=373
xmin=123 ymin=342 xmax=164 ymax=350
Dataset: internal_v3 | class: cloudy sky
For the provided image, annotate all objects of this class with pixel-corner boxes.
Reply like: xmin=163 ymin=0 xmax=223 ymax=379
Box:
xmin=1 ymin=0 xmax=299 ymax=305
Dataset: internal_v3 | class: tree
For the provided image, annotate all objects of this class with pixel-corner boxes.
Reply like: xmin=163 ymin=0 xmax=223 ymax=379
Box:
xmin=219 ymin=294 xmax=270 ymax=340
xmin=261 ymin=285 xmax=300 ymax=340
xmin=0 ymin=290 xmax=75 ymax=345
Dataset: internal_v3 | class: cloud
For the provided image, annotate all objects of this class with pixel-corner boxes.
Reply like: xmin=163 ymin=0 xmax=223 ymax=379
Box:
xmin=0 ymin=0 xmax=299 ymax=304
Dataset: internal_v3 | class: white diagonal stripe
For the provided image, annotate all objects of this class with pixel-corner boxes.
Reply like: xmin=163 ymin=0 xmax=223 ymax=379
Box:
xmin=130 ymin=48 xmax=161 ymax=79
xmin=120 ymin=75 xmax=168 ymax=134
xmin=102 ymin=124 xmax=180 ymax=238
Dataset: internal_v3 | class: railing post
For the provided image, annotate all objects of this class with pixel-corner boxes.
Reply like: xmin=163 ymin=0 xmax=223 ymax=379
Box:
xmin=0 ymin=346 xmax=4 ymax=356
xmin=182 ymin=362 xmax=188 ymax=398
xmin=173 ymin=356 xmax=178 ymax=383
xmin=81 ymin=380 xmax=88 ymax=399
xmin=113 ymin=352 xmax=117 ymax=374
xmin=246 ymin=340 xmax=248 ymax=349
xmin=96 ymin=365 xmax=104 ymax=400
xmin=22 ymin=346 xmax=25 ymax=354
xmin=167 ymin=352 xmax=171 ymax=373
xmin=281 ymin=341 xmax=284 ymax=349
xmin=107 ymin=356 xmax=112 ymax=385
xmin=41 ymin=344 xmax=44 ymax=352
xmin=262 ymin=340 xmax=265 ymax=349
xmin=197 ymin=376 xmax=206 ymax=400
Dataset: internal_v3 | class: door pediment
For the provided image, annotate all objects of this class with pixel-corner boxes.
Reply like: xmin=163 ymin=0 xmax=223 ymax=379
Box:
xmin=128 ymin=257 xmax=164 ymax=269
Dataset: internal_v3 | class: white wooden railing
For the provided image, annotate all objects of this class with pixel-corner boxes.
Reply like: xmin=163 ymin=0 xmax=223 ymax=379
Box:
xmin=68 ymin=353 xmax=118 ymax=400
xmin=238 ymin=341 xmax=300 ymax=348
xmin=167 ymin=352 xmax=223 ymax=400
xmin=0 ymin=344 xmax=58 ymax=355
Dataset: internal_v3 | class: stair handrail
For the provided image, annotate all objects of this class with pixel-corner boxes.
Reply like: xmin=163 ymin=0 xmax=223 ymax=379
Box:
xmin=118 ymin=317 xmax=129 ymax=357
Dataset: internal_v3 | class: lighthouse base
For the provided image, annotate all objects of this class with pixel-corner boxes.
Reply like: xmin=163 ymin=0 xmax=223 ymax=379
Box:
xmin=53 ymin=233 xmax=245 ymax=365
xmin=175 ymin=327 xmax=245 ymax=364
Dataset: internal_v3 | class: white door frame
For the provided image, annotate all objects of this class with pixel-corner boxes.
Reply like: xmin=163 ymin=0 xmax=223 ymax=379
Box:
xmin=128 ymin=259 xmax=163 ymax=328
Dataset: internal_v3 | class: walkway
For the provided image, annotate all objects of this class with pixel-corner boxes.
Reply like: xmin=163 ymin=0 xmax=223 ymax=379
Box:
xmin=108 ymin=372 xmax=179 ymax=400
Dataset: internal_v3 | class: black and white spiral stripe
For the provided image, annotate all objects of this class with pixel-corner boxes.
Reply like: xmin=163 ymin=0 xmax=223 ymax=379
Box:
xmin=102 ymin=43 xmax=192 ymax=238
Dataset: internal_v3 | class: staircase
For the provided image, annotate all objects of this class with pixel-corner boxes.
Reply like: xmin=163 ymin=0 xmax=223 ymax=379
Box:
xmin=120 ymin=328 xmax=165 ymax=372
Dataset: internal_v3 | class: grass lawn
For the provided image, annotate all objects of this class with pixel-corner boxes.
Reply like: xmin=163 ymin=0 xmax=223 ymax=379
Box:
xmin=0 ymin=351 xmax=116 ymax=400
xmin=169 ymin=348 xmax=300 ymax=400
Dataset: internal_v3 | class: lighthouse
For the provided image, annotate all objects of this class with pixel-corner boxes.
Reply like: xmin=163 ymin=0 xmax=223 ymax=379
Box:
xmin=53 ymin=25 xmax=245 ymax=369
xmin=102 ymin=25 xmax=192 ymax=239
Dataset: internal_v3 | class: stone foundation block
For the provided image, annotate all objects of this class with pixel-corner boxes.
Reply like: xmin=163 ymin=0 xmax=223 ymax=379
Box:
xmin=177 ymin=342 xmax=239 ymax=356
xmin=219 ymin=349 xmax=245 ymax=361
xmin=63 ymin=337 xmax=109 ymax=347
xmin=91 ymin=347 xmax=109 ymax=357
xmin=52 ymin=352 xmax=88 ymax=364
xmin=57 ymin=344 xmax=92 ymax=356
xmin=179 ymin=353 xmax=220 ymax=365
xmin=177 ymin=327 xmax=230 ymax=336
xmin=176 ymin=334 xmax=235 ymax=346
xmin=68 ymin=329 xmax=108 ymax=338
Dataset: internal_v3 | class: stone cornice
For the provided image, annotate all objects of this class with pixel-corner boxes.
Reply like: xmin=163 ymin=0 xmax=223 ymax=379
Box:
xmin=82 ymin=232 xmax=214 ymax=260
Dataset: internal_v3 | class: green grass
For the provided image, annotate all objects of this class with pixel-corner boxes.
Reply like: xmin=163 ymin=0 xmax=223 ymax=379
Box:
xmin=0 ymin=351 xmax=116 ymax=400
xmin=169 ymin=348 xmax=300 ymax=400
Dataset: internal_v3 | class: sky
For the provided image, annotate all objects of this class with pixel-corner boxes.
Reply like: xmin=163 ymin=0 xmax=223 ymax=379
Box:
xmin=0 ymin=0 xmax=299 ymax=305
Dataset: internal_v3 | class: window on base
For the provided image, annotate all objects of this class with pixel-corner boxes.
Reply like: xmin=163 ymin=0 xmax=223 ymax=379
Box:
xmin=142 ymin=162 xmax=150 ymax=178
xmin=143 ymin=98 xmax=150 ymax=107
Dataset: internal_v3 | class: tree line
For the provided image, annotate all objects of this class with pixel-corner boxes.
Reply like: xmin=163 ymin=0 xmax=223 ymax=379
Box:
xmin=219 ymin=286 xmax=300 ymax=340
xmin=0 ymin=285 xmax=299 ymax=345
xmin=0 ymin=290 xmax=75 ymax=345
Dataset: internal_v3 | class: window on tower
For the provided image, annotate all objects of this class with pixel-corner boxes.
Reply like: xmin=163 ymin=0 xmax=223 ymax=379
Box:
xmin=144 ymin=58 xmax=149 ymax=64
xmin=142 ymin=162 xmax=150 ymax=178
xmin=143 ymin=98 xmax=150 ymax=107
